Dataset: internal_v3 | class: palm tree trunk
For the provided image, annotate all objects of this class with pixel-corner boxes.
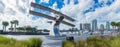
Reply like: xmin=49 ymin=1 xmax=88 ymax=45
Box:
xmin=5 ymin=26 xmax=6 ymax=32
xmin=14 ymin=24 xmax=16 ymax=32
xmin=15 ymin=24 xmax=16 ymax=32
xmin=3 ymin=26 xmax=4 ymax=32
xmin=113 ymin=26 xmax=115 ymax=32
xmin=118 ymin=26 xmax=120 ymax=32
xmin=115 ymin=26 xmax=117 ymax=32
xmin=11 ymin=24 xmax=13 ymax=32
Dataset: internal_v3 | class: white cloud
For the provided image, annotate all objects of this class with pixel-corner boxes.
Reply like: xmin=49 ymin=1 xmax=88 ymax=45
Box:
xmin=59 ymin=0 xmax=120 ymax=29
xmin=0 ymin=0 xmax=50 ymax=30
xmin=41 ymin=0 xmax=49 ymax=3
xmin=60 ymin=0 xmax=94 ymax=29
xmin=0 ymin=0 xmax=120 ymax=30
xmin=0 ymin=1 xmax=5 ymax=13
xmin=85 ymin=0 xmax=120 ymax=22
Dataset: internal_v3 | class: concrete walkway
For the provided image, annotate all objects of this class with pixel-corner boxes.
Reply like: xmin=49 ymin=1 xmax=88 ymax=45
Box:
xmin=42 ymin=39 xmax=62 ymax=47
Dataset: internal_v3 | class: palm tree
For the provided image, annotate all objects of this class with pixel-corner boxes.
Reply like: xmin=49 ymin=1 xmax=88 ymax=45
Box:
xmin=10 ymin=21 xmax=14 ymax=32
xmin=13 ymin=20 xmax=19 ymax=32
xmin=16 ymin=27 xmax=24 ymax=32
xmin=117 ymin=22 xmax=120 ymax=32
xmin=2 ymin=21 xmax=9 ymax=32
xmin=26 ymin=26 xmax=32 ymax=32
xmin=111 ymin=22 xmax=116 ymax=32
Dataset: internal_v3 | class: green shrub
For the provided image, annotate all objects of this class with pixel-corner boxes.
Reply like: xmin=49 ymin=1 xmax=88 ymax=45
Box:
xmin=28 ymin=37 xmax=42 ymax=47
xmin=62 ymin=36 xmax=116 ymax=47
xmin=0 ymin=36 xmax=16 ymax=44
xmin=86 ymin=37 xmax=110 ymax=47
xmin=0 ymin=35 xmax=42 ymax=47
xmin=62 ymin=40 xmax=75 ymax=47
xmin=110 ymin=36 xmax=120 ymax=47
xmin=76 ymin=40 xmax=86 ymax=47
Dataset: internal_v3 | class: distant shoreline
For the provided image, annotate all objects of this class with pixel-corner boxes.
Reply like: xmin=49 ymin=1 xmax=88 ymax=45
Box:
xmin=0 ymin=32 xmax=49 ymax=35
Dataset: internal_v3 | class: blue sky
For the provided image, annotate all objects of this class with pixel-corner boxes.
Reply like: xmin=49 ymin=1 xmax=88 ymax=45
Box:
xmin=33 ymin=0 xmax=115 ymax=20
xmin=34 ymin=0 xmax=114 ymax=13
xmin=0 ymin=0 xmax=120 ymax=30
xmin=31 ymin=0 xmax=120 ymax=29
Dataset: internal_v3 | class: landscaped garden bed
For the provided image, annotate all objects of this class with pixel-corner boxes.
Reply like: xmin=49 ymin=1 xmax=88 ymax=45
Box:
xmin=0 ymin=35 xmax=42 ymax=47
xmin=62 ymin=36 xmax=120 ymax=47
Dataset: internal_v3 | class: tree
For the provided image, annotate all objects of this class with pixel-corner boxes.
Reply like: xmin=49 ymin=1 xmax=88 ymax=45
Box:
xmin=25 ymin=26 xmax=37 ymax=32
xmin=111 ymin=22 xmax=116 ymax=32
xmin=13 ymin=20 xmax=19 ymax=32
xmin=2 ymin=21 xmax=9 ymax=32
xmin=16 ymin=27 xmax=24 ymax=32
xmin=10 ymin=21 xmax=14 ymax=32
xmin=25 ymin=26 xmax=32 ymax=32
xmin=117 ymin=22 xmax=120 ymax=32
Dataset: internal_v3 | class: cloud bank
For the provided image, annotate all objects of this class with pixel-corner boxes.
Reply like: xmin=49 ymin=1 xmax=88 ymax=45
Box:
xmin=0 ymin=0 xmax=120 ymax=30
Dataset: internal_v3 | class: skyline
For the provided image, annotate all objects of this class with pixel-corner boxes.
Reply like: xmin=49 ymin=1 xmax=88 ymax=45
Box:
xmin=0 ymin=0 xmax=120 ymax=30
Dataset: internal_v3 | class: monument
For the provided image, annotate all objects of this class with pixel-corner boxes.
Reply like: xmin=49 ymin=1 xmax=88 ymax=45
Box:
xmin=29 ymin=2 xmax=75 ymax=36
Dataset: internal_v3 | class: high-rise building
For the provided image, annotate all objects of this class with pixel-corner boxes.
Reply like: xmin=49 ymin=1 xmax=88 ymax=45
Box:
xmin=92 ymin=19 xmax=98 ymax=31
xmin=80 ymin=23 xmax=83 ymax=30
xmin=83 ymin=23 xmax=91 ymax=30
xmin=100 ymin=24 xmax=104 ymax=30
xmin=106 ymin=21 xmax=110 ymax=31
xmin=100 ymin=24 xmax=104 ymax=34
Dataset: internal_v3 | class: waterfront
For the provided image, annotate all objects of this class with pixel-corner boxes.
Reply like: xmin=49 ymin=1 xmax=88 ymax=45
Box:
xmin=0 ymin=30 xmax=118 ymax=47
xmin=2 ymin=31 xmax=95 ymax=47
xmin=3 ymin=35 xmax=62 ymax=47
